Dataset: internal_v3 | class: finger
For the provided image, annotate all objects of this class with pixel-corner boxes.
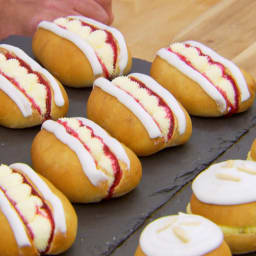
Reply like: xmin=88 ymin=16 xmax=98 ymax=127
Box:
xmin=73 ymin=0 xmax=110 ymax=24
xmin=94 ymin=0 xmax=113 ymax=24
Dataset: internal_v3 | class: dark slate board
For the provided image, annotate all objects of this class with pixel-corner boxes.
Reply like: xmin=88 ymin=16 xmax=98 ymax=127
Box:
xmin=1 ymin=36 xmax=256 ymax=256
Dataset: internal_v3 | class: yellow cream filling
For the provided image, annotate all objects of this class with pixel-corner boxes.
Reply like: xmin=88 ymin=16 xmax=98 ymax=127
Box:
xmin=170 ymin=43 xmax=235 ymax=106
xmin=0 ymin=164 xmax=51 ymax=252
xmin=60 ymin=118 xmax=115 ymax=186
xmin=54 ymin=17 xmax=115 ymax=76
xmin=112 ymin=76 xmax=171 ymax=140
xmin=0 ymin=54 xmax=47 ymax=114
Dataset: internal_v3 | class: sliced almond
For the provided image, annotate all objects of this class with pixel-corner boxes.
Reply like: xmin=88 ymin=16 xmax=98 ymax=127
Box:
xmin=157 ymin=217 xmax=177 ymax=233
xmin=237 ymin=166 xmax=256 ymax=175
xmin=215 ymin=173 xmax=240 ymax=182
xmin=172 ymin=226 xmax=189 ymax=243
xmin=225 ymin=160 xmax=234 ymax=168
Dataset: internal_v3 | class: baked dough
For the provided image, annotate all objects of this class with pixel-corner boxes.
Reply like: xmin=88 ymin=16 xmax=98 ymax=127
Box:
xmin=135 ymin=213 xmax=231 ymax=256
xmin=0 ymin=44 xmax=68 ymax=128
xmin=150 ymin=41 xmax=256 ymax=117
xmin=32 ymin=16 xmax=132 ymax=87
xmin=31 ymin=117 xmax=142 ymax=203
xmin=188 ymin=160 xmax=256 ymax=254
xmin=247 ymin=139 xmax=256 ymax=161
xmin=0 ymin=163 xmax=77 ymax=256
xmin=87 ymin=73 xmax=192 ymax=156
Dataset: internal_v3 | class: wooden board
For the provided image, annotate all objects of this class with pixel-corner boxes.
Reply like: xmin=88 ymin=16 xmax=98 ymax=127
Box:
xmin=113 ymin=0 xmax=256 ymax=76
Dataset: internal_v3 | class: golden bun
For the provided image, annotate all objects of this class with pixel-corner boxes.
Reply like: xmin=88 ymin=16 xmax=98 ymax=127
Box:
xmin=87 ymin=74 xmax=192 ymax=156
xmin=150 ymin=41 xmax=256 ymax=117
xmin=0 ymin=163 xmax=77 ymax=256
xmin=189 ymin=159 xmax=256 ymax=254
xmin=134 ymin=213 xmax=231 ymax=256
xmin=0 ymin=45 xmax=68 ymax=128
xmin=247 ymin=139 xmax=256 ymax=161
xmin=31 ymin=117 xmax=142 ymax=203
xmin=32 ymin=16 xmax=132 ymax=88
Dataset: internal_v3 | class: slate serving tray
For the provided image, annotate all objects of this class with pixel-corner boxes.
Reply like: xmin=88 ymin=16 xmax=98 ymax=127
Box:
xmin=1 ymin=36 xmax=256 ymax=256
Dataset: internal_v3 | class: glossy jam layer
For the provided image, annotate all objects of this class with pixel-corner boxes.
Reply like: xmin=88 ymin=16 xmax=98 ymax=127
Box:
xmin=168 ymin=43 xmax=239 ymax=114
xmin=0 ymin=52 xmax=52 ymax=119
xmin=54 ymin=17 xmax=118 ymax=79
xmin=58 ymin=118 xmax=122 ymax=198
xmin=0 ymin=164 xmax=54 ymax=253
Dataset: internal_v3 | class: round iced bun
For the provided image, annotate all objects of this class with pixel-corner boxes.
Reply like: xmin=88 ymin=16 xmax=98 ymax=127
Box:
xmin=135 ymin=213 xmax=231 ymax=256
xmin=188 ymin=160 xmax=256 ymax=254
xmin=87 ymin=73 xmax=192 ymax=156
xmin=150 ymin=41 xmax=256 ymax=117
xmin=32 ymin=16 xmax=132 ymax=88
xmin=0 ymin=163 xmax=77 ymax=256
xmin=0 ymin=44 xmax=68 ymax=128
xmin=31 ymin=117 xmax=142 ymax=203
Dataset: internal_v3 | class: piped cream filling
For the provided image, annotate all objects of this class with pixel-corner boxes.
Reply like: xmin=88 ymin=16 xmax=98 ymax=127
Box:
xmin=0 ymin=53 xmax=47 ymax=114
xmin=54 ymin=17 xmax=115 ymax=76
xmin=60 ymin=118 xmax=115 ymax=186
xmin=170 ymin=43 xmax=236 ymax=106
xmin=112 ymin=76 xmax=171 ymax=140
xmin=0 ymin=164 xmax=52 ymax=252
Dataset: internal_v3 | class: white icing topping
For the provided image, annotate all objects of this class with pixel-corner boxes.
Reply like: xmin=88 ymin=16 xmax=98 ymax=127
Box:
xmin=0 ymin=44 xmax=65 ymax=107
xmin=76 ymin=117 xmax=130 ymax=169
xmin=185 ymin=40 xmax=250 ymax=102
xmin=94 ymin=77 xmax=162 ymax=139
xmin=192 ymin=160 xmax=256 ymax=205
xmin=140 ymin=213 xmax=223 ymax=256
xmin=0 ymin=74 xmax=32 ymax=117
xmin=10 ymin=163 xmax=66 ymax=234
xmin=130 ymin=73 xmax=187 ymax=135
xmin=0 ymin=188 xmax=31 ymax=247
xmin=39 ymin=21 xmax=102 ymax=76
xmin=157 ymin=48 xmax=227 ymax=113
xmin=42 ymin=120 xmax=108 ymax=186
xmin=68 ymin=16 xmax=128 ymax=75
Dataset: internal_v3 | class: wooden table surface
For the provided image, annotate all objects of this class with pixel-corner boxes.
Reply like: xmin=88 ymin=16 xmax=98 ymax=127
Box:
xmin=112 ymin=0 xmax=256 ymax=76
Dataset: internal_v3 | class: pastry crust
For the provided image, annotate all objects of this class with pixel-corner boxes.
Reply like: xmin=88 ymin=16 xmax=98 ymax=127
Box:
xmin=190 ymin=193 xmax=256 ymax=254
xmin=31 ymin=120 xmax=142 ymax=203
xmin=87 ymin=77 xmax=192 ymax=156
xmin=135 ymin=241 xmax=231 ymax=256
xmin=0 ymin=164 xmax=77 ymax=256
xmin=0 ymin=46 xmax=69 ymax=128
xmin=247 ymin=139 xmax=256 ymax=161
xmin=150 ymin=46 xmax=256 ymax=117
xmin=32 ymin=19 xmax=132 ymax=88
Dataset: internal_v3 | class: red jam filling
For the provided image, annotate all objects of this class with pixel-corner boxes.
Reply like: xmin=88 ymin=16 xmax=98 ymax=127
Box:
xmin=58 ymin=119 xmax=122 ymax=199
xmin=129 ymin=76 xmax=174 ymax=141
xmin=58 ymin=18 xmax=118 ymax=79
xmin=3 ymin=52 xmax=52 ymax=119
xmin=0 ymin=169 xmax=55 ymax=254
xmin=167 ymin=44 xmax=239 ymax=115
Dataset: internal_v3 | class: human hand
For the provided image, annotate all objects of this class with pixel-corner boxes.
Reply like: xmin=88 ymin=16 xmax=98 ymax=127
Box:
xmin=0 ymin=0 xmax=113 ymax=40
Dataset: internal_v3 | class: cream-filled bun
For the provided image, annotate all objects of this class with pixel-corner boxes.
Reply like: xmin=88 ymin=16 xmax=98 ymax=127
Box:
xmin=0 ymin=163 xmax=77 ymax=256
xmin=31 ymin=117 xmax=142 ymax=203
xmin=187 ymin=160 xmax=256 ymax=254
xmin=32 ymin=16 xmax=132 ymax=88
xmin=87 ymin=73 xmax=192 ymax=156
xmin=135 ymin=213 xmax=231 ymax=256
xmin=247 ymin=139 xmax=256 ymax=161
xmin=150 ymin=41 xmax=256 ymax=117
xmin=0 ymin=44 xmax=68 ymax=128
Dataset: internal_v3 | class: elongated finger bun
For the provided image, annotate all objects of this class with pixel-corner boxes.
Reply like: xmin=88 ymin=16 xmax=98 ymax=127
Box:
xmin=135 ymin=213 xmax=231 ymax=256
xmin=188 ymin=160 xmax=256 ymax=254
xmin=0 ymin=163 xmax=77 ymax=256
xmin=32 ymin=16 xmax=132 ymax=87
xmin=150 ymin=41 xmax=256 ymax=117
xmin=0 ymin=44 xmax=69 ymax=128
xmin=87 ymin=73 xmax=192 ymax=156
xmin=31 ymin=117 xmax=142 ymax=203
